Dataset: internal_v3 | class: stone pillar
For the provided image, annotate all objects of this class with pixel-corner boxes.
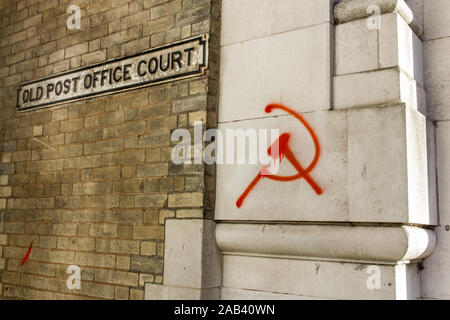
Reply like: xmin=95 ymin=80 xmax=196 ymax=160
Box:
xmin=413 ymin=0 xmax=450 ymax=299
xmin=145 ymin=0 xmax=223 ymax=300
xmin=215 ymin=0 xmax=436 ymax=300
xmin=145 ymin=219 xmax=222 ymax=299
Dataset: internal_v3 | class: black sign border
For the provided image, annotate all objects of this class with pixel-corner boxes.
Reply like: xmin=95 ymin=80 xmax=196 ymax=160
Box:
xmin=17 ymin=35 xmax=208 ymax=112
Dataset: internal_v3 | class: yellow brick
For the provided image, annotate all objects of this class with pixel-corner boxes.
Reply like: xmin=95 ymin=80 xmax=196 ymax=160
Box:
xmin=57 ymin=237 xmax=70 ymax=249
xmin=84 ymin=282 xmax=115 ymax=299
xmin=90 ymin=224 xmax=118 ymax=237
xmin=81 ymin=268 xmax=95 ymax=281
xmin=168 ymin=192 xmax=203 ymax=208
xmin=49 ymin=250 xmax=75 ymax=264
xmin=118 ymin=225 xmax=133 ymax=238
xmin=46 ymin=278 xmax=68 ymax=292
xmin=78 ymin=224 xmax=91 ymax=236
xmin=39 ymin=236 xmax=57 ymax=249
xmin=157 ymin=242 xmax=164 ymax=258
xmin=134 ymin=225 xmax=164 ymax=240
xmin=110 ymin=239 xmax=140 ymax=254
xmin=32 ymin=125 xmax=43 ymax=136
xmin=53 ymin=293 xmax=68 ymax=300
xmin=108 ymin=270 xmax=138 ymax=286
xmin=69 ymin=238 xmax=96 ymax=251
xmin=188 ymin=110 xmax=207 ymax=126
xmin=96 ymin=239 xmax=110 ymax=252
xmin=95 ymin=269 xmax=109 ymax=282
xmin=30 ymin=275 xmax=47 ymax=289
xmin=189 ymin=80 xmax=207 ymax=95
xmin=86 ymin=253 xmax=116 ymax=268
xmin=176 ymin=209 xmax=203 ymax=218
xmin=139 ymin=274 xmax=155 ymax=287
xmin=155 ymin=275 xmax=163 ymax=284
xmin=130 ymin=288 xmax=144 ymax=300
xmin=0 ymin=186 xmax=12 ymax=197
xmin=115 ymin=286 xmax=129 ymax=300
xmin=0 ymin=234 xmax=7 ymax=245
xmin=141 ymin=242 xmax=156 ymax=256
xmin=1 ymin=153 xmax=11 ymax=163
xmin=0 ymin=175 xmax=8 ymax=185
xmin=35 ymin=290 xmax=52 ymax=300
xmin=143 ymin=209 xmax=159 ymax=224
xmin=117 ymin=256 xmax=131 ymax=270
xmin=54 ymin=224 xmax=77 ymax=236
xmin=158 ymin=209 xmax=175 ymax=224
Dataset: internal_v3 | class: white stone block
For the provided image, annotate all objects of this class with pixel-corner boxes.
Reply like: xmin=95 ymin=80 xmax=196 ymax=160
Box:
xmin=395 ymin=263 xmax=421 ymax=300
xmin=334 ymin=68 xmax=400 ymax=109
xmin=426 ymin=119 xmax=438 ymax=225
xmin=421 ymin=121 xmax=450 ymax=299
xmin=379 ymin=13 xmax=424 ymax=87
xmin=406 ymin=107 xmax=437 ymax=225
xmin=399 ymin=72 xmax=427 ymax=116
xmin=423 ymin=0 xmax=450 ymax=40
xmin=164 ymin=219 xmax=222 ymax=289
xmin=221 ymin=0 xmax=331 ymax=45
xmin=335 ymin=18 xmax=378 ymax=75
xmin=334 ymin=68 xmax=422 ymax=111
xmin=334 ymin=13 xmax=425 ymax=112
xmin=435 ymin=121 xmax=450 ymax=229
xmin=348 ymin=105 xmax=433 ymax=224
xmin=215 ymin=110 xmax=348 ymax=222
xmin=424 ymin=37 xmax=450 ymax=120
xmin=222 ymin=255 xmax=421 ymax=299
xmin=219 ymin=24 xmax=331 ymax=123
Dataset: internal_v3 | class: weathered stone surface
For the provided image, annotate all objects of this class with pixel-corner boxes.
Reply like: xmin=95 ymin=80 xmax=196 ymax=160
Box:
xmin=131 ymin=256 xmax=163 ymax=273
xmin=219 ymin=24 xmax=330 ymax=122
xmin=221 ymin=0 xmax=331 ymax=45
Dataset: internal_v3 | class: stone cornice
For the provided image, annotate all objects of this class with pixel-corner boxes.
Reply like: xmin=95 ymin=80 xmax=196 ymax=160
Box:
xmin=334 ymin=0 xmax=423 ymax=37
xmin=216 ymin=223 xmax=436 ymax=263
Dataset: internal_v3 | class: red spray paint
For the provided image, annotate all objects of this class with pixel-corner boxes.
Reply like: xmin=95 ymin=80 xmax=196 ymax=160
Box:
xmin=236 ymin=104 xmax=322 ymax=208
xmin=20 ymin=241 xmax=33 ymax=266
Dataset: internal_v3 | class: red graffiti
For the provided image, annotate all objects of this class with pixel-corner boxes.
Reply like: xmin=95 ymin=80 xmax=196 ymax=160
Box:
xmin=20 ymin=241 xmax=33 ymax=266
xmin=236 ymin=104 xmax=322 ymax=208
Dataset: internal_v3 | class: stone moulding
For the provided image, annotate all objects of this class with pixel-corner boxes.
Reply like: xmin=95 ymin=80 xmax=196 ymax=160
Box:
xmin=334 ymin=0 xmax=423 ymax=37
xmin=216 ymin=223 xmax=436 ymax=263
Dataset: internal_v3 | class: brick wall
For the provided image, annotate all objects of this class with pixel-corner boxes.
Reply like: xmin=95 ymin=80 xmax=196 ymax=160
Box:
xmin=0 ymin=0 xmax=220 ymax=299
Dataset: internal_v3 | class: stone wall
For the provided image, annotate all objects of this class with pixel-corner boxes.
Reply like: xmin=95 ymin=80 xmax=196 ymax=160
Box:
xmin=215 ymin=0 xmax=436 ymax=300
xmin=0 ymin=0 xmax=447 ymax=301
xmin=406 ymin=0 xmax=450 ymax=300
xmin=0 ymin=0 xmax=220 ymax=299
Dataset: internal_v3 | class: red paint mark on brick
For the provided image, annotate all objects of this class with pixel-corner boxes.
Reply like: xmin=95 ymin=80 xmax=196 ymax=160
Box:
xmin=20 ymin=241 xmax=33 ymax=266
xmin=236 ymin=104 xmax=322 ymax=208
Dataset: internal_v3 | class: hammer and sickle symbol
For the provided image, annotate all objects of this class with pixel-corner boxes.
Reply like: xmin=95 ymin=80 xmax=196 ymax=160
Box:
xmin=236 ymin=104 xmax=323 ymax=208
